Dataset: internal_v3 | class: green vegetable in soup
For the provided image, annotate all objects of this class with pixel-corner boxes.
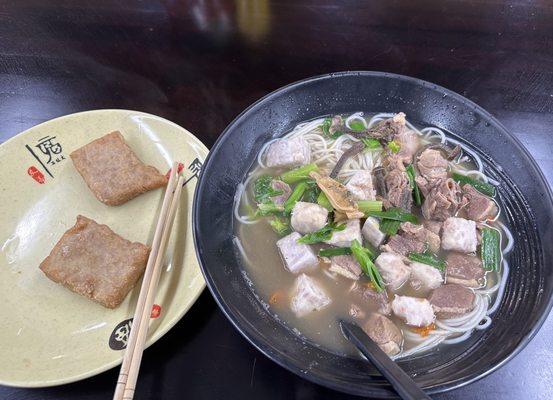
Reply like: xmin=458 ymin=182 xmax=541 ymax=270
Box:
xmin=255 ymin=201 xmax=284 ymax=217
xmin=318 ymin=247 xmax=352 ymax=257
xmin=254 ymin=175 xmax=283 ymax=203
xmin=297 ymin=221 xmax=346 ymax=245
xmin=269 ymin=216 xmax=291 ymax=236
xmin=317 ymin=191 xmax=333 ymax=212
xmin=280 ymin=164 xmax=318 ymax=184
xmin=350 ymin=240 xmax=384 ymax=292
xmin=366 ymin=207 xmax=418 ymax=223
xmin=357 ymin=200 xmax=383 ymax=214
xmin=388 ymin=140 xmax=401 ymax=153
xmin=481 ymin=227 xmax=501 ymax=271
xmin=452 ymin=172 xmax=496 ymax=197
xmin=349 ymin=119 xmax=366 ymax=132
xmin=408 ymin=251 xmax=446 ymax=271
xmin=361 ymin=137 xmax=382 ymax=150
xmin=283 ymin=181 xmax=309 ymax=214
xmin=380 ymin=219 xmax=401 ymax=235
xmin=406 ymin=164 xmax=422 ymax=206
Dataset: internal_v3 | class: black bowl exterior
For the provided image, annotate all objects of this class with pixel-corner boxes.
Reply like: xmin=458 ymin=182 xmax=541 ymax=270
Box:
xmin=193 ymin=72 xmax=553 ymax=397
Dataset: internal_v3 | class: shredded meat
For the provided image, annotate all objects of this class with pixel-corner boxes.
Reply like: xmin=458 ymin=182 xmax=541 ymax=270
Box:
xmin=461 ymin=184 xmax=498 ymax=221
xmin=380 ymin=234 xmax=425 ymax=256
xmin=421 ymin=178 xmax=462 ymax=221
xmin=383 ymin=155 xmax=412 ymax=211
xmin=367 ymin=113 xmax=406 ymax=142
xmin=329 ymin=115 xmax=343 ymax=136
xmin=399 ymin=222 xmax=441 ymax=253
xmin=417 ymin=148 xmax=448 ymax=181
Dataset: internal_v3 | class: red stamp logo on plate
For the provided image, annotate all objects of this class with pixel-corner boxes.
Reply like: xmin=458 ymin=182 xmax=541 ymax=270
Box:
xmin=27 ymin=166 xmax=45 ymax=184
xmin=151 ymin=304 xmax=161 ymax=319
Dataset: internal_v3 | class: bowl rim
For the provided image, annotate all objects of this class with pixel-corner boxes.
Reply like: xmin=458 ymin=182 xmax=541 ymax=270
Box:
xmin=193 ymin=70 xmax=553 ymax=396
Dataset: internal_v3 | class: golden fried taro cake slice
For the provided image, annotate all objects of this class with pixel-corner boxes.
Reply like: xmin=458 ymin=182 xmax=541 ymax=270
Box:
xmin=70 ymin=131 xmax=167 ymax=206
xmin=39 ymin=215 xmax=149 ymax=309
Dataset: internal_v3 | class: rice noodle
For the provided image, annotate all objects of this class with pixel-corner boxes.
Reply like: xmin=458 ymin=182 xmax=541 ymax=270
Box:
xmin=237 ymin=111 xmax=514 ymax=359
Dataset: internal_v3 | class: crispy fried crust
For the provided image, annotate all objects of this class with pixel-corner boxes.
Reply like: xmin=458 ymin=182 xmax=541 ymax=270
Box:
xmin=70 ymin=131 xmax=167 ymax=206
xmin=39 ymin=215 xmax=149 ymax=308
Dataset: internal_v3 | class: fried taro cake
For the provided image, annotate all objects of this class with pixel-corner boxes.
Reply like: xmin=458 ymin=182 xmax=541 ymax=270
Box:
xmin=70 ymin=131 xmax=167 ymax=206
xmin=39 ymin=215 xmax=150 ymax=309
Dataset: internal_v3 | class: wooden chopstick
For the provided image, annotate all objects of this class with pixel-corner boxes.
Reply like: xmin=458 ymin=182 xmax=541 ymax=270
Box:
xmin=113 ymin=162 xmax=183 ymax=400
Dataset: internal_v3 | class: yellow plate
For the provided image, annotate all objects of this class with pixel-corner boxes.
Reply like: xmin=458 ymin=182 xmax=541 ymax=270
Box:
xmin=0 ymin=109 xmax=208 ymax=387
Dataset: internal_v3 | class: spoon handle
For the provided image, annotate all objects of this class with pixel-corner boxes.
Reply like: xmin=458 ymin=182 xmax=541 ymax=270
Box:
xmin=340 ymin=321 xmax=431 ymax=400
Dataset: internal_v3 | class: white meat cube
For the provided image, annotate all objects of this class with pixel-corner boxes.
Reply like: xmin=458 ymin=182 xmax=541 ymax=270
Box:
xmin=374 ymin=252 xmax=411 ymax=291
xmin=441 ymin=217 xmax=477 ymax=253
xmin=392 ymin=295 xmax=435 ymax=327
xmin=329 ymin=255 xmax=362 ymax=280
xmin=324 ymin=219 xmax=362 ymax=247
xmin=409 ymin=262 xmax=443 ymax=291
xmin=265 ymin=137 xmax=311 ymax=168
xmin=276 ymin=232 xmax=318 ymax=274
xmin=290 ymin=274 xmax=331 ymax=317
xmin=362 ymin=217 xmax=386 ymax=248
xmin=291 ymin=202 xmax=328 ymax=234
xmin=345 ymin=170 xmax=376 ymax=201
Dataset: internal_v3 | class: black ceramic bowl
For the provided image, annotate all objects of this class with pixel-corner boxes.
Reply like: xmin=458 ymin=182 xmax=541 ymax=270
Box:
xmin=193 ymin=72 xmax=553 ymax=397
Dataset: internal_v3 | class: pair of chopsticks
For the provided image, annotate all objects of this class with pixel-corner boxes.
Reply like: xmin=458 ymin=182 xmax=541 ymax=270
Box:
xmin=113 ymin=162 xmax=185 ymax=400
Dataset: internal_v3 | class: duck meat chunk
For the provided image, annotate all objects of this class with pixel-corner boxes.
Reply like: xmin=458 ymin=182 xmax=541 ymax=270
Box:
xmin=461 ymin=184 xmax=498 ymax=221
xmin=417 ymin=148 xmax=449 ymax=181
xmin=380 ymin=234 xmax=425 ymax=257
xmin=374 ymin=252 xmax=411 ymax=291
xmin=276 ymin=232 xmax=319 ymax=274
xmin=290 ymin=274 xmax=331 ymax=317
xmin=441 ymin=217 xmax=477 ymax=253
xmin=367 ymin=112 xmax=406 ymax=142
xmin=409 ymin=262 xmax=443 ymax=292
xmin=446 ymin=252 xmax=485 ymax=288
xmin=423 ymin=220 xmax=443 ymax=236
xmin=351 ymin=282 xmax=392 ymax=315
xmin=396 ymin=128 xmax=420 ymax=164
xmin=399 ymin=222 xmax=441 ymax=253
xmin=329 ymin=255 xmax=362 ymax=280
xmin=270 ymin=179 xmax=291 ymax=206
xmin=429 ymin=284 xmax=475 ymax=319
xmin=265 ymin=136 xmax=311 ymax=168
xmin=392 ymin=295 xmax=435 ymax=327
xmin=362 ymin=313 xmax=403 ymax=356
xmin=362 ymin=217 xmax=386 ymax=248
xmin=291 ymin=201 xmax=328 ymax=234
xmin=421 ymin=178 xmax=462 ymax=221
xmin=383 ymin=155 xmax=412 ymax=211
xmin=345 ymin=170 xmax=376 ymax=201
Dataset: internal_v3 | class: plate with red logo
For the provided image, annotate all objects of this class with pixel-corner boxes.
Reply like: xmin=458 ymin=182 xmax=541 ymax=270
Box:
xmin=0 ymin=109 xmax=208 ymax=387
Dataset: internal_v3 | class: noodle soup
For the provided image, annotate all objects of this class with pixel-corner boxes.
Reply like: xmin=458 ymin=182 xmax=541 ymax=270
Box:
xmin=234 ymin=112 xmax=512 ymax=359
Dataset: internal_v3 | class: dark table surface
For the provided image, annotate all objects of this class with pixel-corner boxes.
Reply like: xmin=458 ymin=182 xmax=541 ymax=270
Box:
xmin=1 ymin=1 xmax=552 ymax=399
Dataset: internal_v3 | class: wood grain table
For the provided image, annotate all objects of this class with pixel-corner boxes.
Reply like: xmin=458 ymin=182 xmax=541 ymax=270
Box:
xmin=1 ymin=1 xmax=552 ymax=399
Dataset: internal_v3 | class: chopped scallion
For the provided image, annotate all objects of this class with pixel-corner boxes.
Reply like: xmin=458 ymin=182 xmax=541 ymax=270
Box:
xmin=318 ymin=247 xmax=352 ymax=257
xmin=406 ymin=164 xmax=422 ymax=206
xmin=351 ymin=239 xmax=385 ymax=292
xmin=408 ymin=251 xmax=446 ymax=271
xmin=366 ymin=207 xmax=418 ymax=223
xmin=280 ymin=164 xmax=318 ymax=184
xmin=481 ymin=227 xmax=501 ymax=271
xmin=452 ymin=172 xmax=496 ymax=197
xmin=357 ymin=200 xmax=383 ymax=214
